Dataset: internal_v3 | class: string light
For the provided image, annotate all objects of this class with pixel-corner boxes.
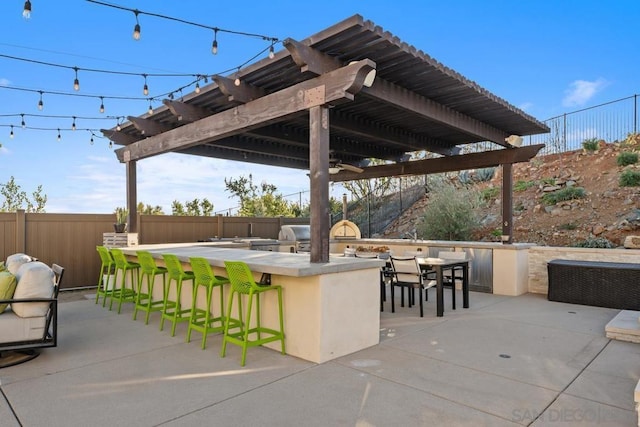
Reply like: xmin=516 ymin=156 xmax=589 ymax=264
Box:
xmin=234 ymin=68 xmax=241 ymax=86
xmin=71 ymin=116 xmax=76 ymax=131
xmin=148 ymin=100 xmax=153 ymax=115
xmin=212 ymin=29 xmax=219 ymax=55
xmin=116 ymin=118 xmax=121 ymax=131
xmin=20 ymin=114 xmax=26 ymax=128
xmin=22 ymin=1 xmax=31 ymax=19
xmin=109 ymin=140 xmax=113 ymax=149
xmin=37 ymin=91 xmax=43 ymax=110
xmin=90 ymin=135 xmax=94 ymax=145
xmin=9 ymin=125 xmax=14 ymax=139
xmin=99 ymin=96 xmax=105 ymax=113
xmin=57 ymin=128 xmax=61 ymax=141
xmin=133 ymin=10 xmax=141 ymax=40
xmin=195 ymin=81 xmax=200 ymax=94
xmin=73 ymin=67 xmax=80 ymax=91
xmin=269 ymin=43 xmax=275 ymax=59
xmin=142 ymin=74 xmax=149 ymax=96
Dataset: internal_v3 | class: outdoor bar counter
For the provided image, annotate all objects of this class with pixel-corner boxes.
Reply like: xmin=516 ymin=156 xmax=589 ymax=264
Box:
xmin=121 ymin=243 xmax=384 ymax=364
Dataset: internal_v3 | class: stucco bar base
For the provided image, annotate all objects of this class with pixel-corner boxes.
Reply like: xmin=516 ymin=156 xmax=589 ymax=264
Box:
xmin=122 ymin=244 xmax=382 ymax=364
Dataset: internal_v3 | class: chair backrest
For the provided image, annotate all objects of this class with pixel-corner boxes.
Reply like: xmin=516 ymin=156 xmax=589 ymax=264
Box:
xmin=390 ymin=256 xmax=422 ymax=284
xmin=224 ymin=260 xmax=258 ymax=295
xmin=51 ymin=263 xmax=64 ymax=299
xmin=110 ymin=248 xmax=129 ymax=269
xmin=96 ymin=245 xmax=114 ymax=265
xmin=189 ymin=257 xmax=215 ymax=286
xmin=162 ymin=254 xmax=187 ymax=279
xmin=136 ymin=251 xmax=159 ymax=274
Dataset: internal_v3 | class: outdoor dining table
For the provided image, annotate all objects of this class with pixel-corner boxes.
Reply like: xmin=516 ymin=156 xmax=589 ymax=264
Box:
xmin=416 ymin=256 xmax=470 ymax=317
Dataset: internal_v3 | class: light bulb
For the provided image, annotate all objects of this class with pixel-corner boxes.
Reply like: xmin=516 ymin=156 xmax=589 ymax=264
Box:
xmin=57 ymin=129 xmax=61 ymax=141
xmin=37 ymin=99 xmax=43 ymax=110
xmin=73 ymin=78 xmax=80 ymax=91
xmin=10 ymin=126 xmax=14 ymax=139
xmin=22 ymin=0 xmax=31 ymax=18
xmin=109 ymin=141 xmax=113 ymax=149
xmin=21 ymin=114 xmax=25 ymax=128
xmin=116 ymin=123 xmax=121 ymax=131
xmin=90 ymin=136 xmax=94 ymax=145
xmin=212 ymin=39 xmax=218 ymax=55
xmin=133 ymin=23 xmax=141 ymax=40
xmin=148 ymin=103 xmax=153 ymax=115
xmin=269 ymin=44 xmax=275 ymax=59
xmin=234 ymin=77 xmax=240 ymax=86
xmin=72 ymin=118 xmax=76 ymax=131
xmin=99 ymin=97 xmax=105 ymax=114
xmin=143 ymin=83 xmax=148 ymax=96
xmin=195 ymin=82 xmax=201 ymax=94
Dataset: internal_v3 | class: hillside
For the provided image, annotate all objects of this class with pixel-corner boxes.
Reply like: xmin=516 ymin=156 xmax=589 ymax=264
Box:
xmin=384 ymin=134 xmax=640 ymax=247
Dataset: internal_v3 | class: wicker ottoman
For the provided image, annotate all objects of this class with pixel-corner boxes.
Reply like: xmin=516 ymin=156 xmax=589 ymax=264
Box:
xmin=547 ymin=259 xmax=640 ymax=310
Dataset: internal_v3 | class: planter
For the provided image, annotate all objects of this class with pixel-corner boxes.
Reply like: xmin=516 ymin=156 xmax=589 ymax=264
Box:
xmin=102 ymin=274 xmax=115 ymax=291
xmin=113 ymin=223 xmax=127 ymax=233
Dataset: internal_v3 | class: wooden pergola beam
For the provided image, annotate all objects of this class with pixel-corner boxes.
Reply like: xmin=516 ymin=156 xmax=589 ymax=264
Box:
xmin=285 ymin=37 xmax=511 ymax=147
xmin=116 ymin=59 xmax=377 ymax=163
xmin=212 ymin=75 xmax=266 ymax=103
xmin=362 ymin=79 xmax=510 ymax=146
xmin=100 ymin=129 xmax=142 ymax=145
xmin=163 ymin=100 xmax=211 ymax=123
xmin=127 ymin=116 xmax=174 ymax=136
xmin=330 ymin=144 xmax=544 ymax=182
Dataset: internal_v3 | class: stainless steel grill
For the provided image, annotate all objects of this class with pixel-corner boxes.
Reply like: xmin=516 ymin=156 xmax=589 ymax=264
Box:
xmin=278 ymin=225 xmax=311 ymax=253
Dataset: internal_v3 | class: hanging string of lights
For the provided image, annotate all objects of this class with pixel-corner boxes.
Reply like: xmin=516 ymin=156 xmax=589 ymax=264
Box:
xmin=0 ymin=124 xmax=108 ymax=146
xmin=85 ymin=0 xmax=279 ymax=55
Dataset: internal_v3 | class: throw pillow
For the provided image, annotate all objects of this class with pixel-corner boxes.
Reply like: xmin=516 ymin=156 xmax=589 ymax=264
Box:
xmin=12 ymin=261 xmax=54 ymax=318
xmin=6 ymin=253 xmax=33 ymax=275
xmin=0 ymin=261 xmax=6 ymax=271
xmin=0 ymin=271 xmax=18 ymax=314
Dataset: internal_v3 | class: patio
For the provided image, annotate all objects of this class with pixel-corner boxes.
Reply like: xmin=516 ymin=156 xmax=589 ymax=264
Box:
xmin=1 ymin=290 xmax=638 ymax=426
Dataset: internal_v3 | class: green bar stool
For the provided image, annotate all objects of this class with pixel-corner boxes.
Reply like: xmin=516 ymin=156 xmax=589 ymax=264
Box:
xmin=109 ymin=248 xmax=140 ymax=314
xmin=95 ymin=246 xmax=115 ymax=307
xmin=221 ymin=260 xmax=285 ymax=367
xmin=160 ymin=254 xmax=195 ymax=337
xmin=187 ymin=257 xmax=234 ymax=349
xmin=133 ymin=251 xmax=168 ymax=324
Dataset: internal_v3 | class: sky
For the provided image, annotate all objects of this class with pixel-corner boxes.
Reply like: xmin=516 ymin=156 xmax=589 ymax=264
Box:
xmin=0 ymin=0 xmax=638 ymax=214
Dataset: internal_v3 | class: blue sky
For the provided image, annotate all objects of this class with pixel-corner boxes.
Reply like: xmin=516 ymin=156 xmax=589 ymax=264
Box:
xmin=0 ymin=0 xmax=638 ymax=214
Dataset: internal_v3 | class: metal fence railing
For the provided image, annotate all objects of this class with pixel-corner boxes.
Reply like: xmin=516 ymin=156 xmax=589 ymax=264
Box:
xmin=526 ymin=94 xmax=639 ymax=155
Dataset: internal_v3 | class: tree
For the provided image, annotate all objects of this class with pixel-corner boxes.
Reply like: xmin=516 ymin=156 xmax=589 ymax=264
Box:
xmin=224 ymin=174 xmax=303 ymax=217
xmin=137 ymin=202 xmax=164 ymax=215
xmin=170 ymin=198 xmax=214 ymax=216
xmin=0 ymin=176 xmax=47 ymax=212
xmin=171 ymin=200 xmax=186 ymax=215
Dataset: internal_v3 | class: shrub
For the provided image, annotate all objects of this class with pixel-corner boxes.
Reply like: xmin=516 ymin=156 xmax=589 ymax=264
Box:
xmin=573 ymin=237 xmax=615 ymax=248
xmin=457 ymin=171 xmax=471 ymax=185
xmin=514 ymin=180 xmax=535 ymax=192
xmin=619 ymin=170 xmax=640 ymax=187
xmin=559 ymin=222 xmax=578 ymax=230
xmin=475 ymin=167 xmax=496 ymax=182
xmin=582 ymin=138 xmax=599 ymax=151
xmin=417 ymin=182 xmax=481 ymax=241
xmin=617 ymin=151 xmax=638 ymax=166
xmin=481 ymin=187 xmax=500 ymax=201
xmin=541 ymin=187 xmax=586 ymax=205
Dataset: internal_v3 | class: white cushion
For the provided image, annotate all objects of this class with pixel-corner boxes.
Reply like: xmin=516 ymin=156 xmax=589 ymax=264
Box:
xmin=0 ymin=307 xmax=46 ymax=343
xmin=12 ymin=261 xmax=54 ymax=318
xmin=6 ymin=253 xmax=33 ymax=275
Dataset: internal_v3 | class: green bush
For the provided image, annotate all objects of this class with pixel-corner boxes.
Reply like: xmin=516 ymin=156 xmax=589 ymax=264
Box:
xmin=417 ymin=182 xmax=481 ymax=241
xmin=514 ymin=180 xmax=535 ymax=192
xmin=619 ymin=169 xmax=640 ymax=187
xmin=475 ymin=167 xmax=496 ymax=182
xmin=573 ymin=237 xmax=615 ymax=248
xmin=481 ymin=187 xmax=500 ymax=201
xmin=582 ymin=138 xmax=599 ymax=151
xmin=541 ymin=187 xmax=586 ymax=205
xmin=617 ymin=151 xmax=638 ymax=166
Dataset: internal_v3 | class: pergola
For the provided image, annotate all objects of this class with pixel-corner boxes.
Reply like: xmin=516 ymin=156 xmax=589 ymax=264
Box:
xmin=103 ymin=14 xmax=549 ymax=263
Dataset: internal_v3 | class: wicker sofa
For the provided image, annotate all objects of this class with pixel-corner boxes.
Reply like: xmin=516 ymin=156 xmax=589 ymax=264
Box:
xmin=0 ymin=254 xmax=64 ymax=367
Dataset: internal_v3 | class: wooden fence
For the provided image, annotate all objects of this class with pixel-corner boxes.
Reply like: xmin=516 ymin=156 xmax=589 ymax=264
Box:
xmin=0 ymin=211 xmax=308 ymax=289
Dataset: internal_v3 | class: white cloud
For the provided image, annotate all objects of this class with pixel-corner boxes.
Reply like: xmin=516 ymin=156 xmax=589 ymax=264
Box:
xmin=0 ymin=78 xmax=10 ymax=86
xmin=562 ymin=78 xmax=608 ymax=107
xmin=518 ymin=102 xmax=533 ymax=111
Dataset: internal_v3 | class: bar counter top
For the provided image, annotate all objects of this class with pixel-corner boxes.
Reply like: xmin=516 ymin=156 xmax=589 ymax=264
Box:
xmin=122 ymin=243 xmax=385 ymax=277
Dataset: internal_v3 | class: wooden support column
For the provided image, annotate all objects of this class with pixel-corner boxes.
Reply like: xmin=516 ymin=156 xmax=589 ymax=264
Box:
xmin=502 ymin=163 xmax=513 ymax=244
xmin=309 ymin=105 xmax=330 ymax=263
xmin=126 ymin=160 xmax=138 ymax=233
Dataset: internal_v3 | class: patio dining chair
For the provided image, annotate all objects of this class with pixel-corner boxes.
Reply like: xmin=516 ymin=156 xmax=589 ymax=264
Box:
xmin=160 ymin=254 xmax=195 ymax=337
xmin=437 ymin=251 xmax=468 ymax=310
xmin=389 ymin=256 xmax=436 ymax=317
xmin=109 ymin=248 xmax=140 ymax=314
xmin=133 ymin=251 xmax=167 ymax=324
xmin=95 ymin=246 xmax=115 ymax=307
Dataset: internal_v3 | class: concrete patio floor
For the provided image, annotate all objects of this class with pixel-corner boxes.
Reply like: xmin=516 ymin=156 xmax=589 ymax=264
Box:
xmin=1 ymin=289 xmax=639 ymax=426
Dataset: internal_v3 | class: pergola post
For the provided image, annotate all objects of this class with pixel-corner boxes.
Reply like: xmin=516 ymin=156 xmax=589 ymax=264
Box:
xmin=126 ymin=160 xmax=137 ymax=233
xmin=309 ymin=105 xmax=330 ymax=263
xmin=501 ymin=163 xmax=513 ymax=244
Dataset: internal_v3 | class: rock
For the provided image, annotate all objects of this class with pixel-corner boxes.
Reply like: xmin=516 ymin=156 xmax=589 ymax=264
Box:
xmin=566 ymin=180 xmax=576 ymax=187
xmin=623 ymin=198 xmax=634 ymax=205
xmin=624 ymin=236 xmax=640 ymax=249
xmin=543 ymin=185 xmax=561 ymax=192
xmin=592 ymin=225 xmax=605 ymax=235
xmin=533 ymin=204 xmax=542 ymax=213
xmin=550 ymin=208 xmax=564 ymax=217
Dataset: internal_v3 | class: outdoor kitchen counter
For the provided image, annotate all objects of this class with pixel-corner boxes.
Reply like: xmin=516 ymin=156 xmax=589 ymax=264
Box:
xmin=120 ymin=244 xmax=383 ymax=364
